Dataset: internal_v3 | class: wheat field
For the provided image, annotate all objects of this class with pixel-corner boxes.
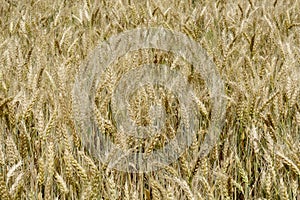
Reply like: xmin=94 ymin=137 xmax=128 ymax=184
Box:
xmin=0 ymin=0 xmax=299 ymax=199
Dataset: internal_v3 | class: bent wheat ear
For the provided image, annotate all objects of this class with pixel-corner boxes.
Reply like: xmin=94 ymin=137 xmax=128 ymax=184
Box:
xmin=55 ymin=172 xmax=69 ymax=194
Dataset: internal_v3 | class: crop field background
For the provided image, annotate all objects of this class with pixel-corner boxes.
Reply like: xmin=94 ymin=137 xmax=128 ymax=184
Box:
xmin=0 ymin=0 xmax=300 ymax=199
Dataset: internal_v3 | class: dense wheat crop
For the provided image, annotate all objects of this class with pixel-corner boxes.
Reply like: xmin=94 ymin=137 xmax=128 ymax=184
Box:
xmin=0 ymin=0 xmax=299 ymax=199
